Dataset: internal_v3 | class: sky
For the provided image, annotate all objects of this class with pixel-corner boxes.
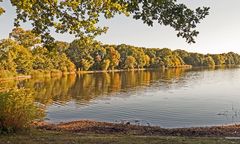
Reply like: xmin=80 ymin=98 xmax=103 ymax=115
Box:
xmin=0 ymin=1 xmax=240 ymax=54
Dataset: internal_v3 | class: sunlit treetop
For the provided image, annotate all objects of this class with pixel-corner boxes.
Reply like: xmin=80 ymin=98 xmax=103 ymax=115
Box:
xmin=0 ymin=0 xmax=209 ymax=44
xmin=9 ymin=27 xmax=41 ymax=48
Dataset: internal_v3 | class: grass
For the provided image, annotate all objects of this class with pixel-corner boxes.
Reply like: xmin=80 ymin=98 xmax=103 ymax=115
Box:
xmin=0 ymin=129 xmax=240 ymax=144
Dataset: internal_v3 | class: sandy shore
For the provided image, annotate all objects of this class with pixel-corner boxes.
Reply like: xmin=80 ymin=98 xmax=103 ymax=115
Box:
xmin=34 ymin=120 xmax=240 ymax=137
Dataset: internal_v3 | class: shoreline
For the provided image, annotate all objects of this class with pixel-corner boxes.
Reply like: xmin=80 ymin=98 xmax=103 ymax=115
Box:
xmin=2 ymin=65 xmax=240 ymax=82
xmin=0 ymin=66 xmax=192 ymax=82
xmin=0 ymin=75 xmax=32 ymax=82
xmin=34 ymin=120 xmax=240 ymax=137
xmin=76 ymin=65 xmax=192 ymax=74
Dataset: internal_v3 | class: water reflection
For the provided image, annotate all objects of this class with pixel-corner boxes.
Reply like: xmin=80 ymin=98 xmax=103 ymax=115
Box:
xmin=1 ymin=68 xmax=191 ymax=109
xmin=18 ymin=68 xmax=188 ymax=105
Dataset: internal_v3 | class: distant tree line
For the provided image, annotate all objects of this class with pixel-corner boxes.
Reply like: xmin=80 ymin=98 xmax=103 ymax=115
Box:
xmin=0 ymin=28 xmax=240 ymax=78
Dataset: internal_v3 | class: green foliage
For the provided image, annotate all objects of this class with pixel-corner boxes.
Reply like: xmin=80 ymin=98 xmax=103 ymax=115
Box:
xmin=174 ymin=49 xmax=190 ymax=63
xmin=157 ymin=48 xmax=172 ymax=57
xmin=0 ymin=28 xmax=75 ymax=76
xmin=7 ymin=0 xmax=128 ymax=44
xmin=125 ymin=0 xmax=210 ymax=43
xmin=50 ymin=41 xmax=69 ymax=53
xmin=150 ymin=57 xmax=164 ymax=68
xmin=66 ymin=37 xmax=100 ymax=71
xmin=0 ymin=88 xmax=44 ymax=133
xmin=0 ymin=1 xmax=209 ymax=44
xmin=9 ymin=28 xmax=41 ymax=48
xmin=203 ymin=56 xmax=215 ymax=67
xmin=132 ymin=48 xmax=148 ymax=68
xmin=81 ymin=58 xmax=94 ymax=71
xmin=144 ymin=55 xmax=150 ymax=67
xmin=224 ymin=52 xmax=240 ymax=65
xmin=211 ymin=54 xmax=225 ymax=65
xmin=14 ymin=46 xmax=33 ymax=74
xmin=101 ymin=59 xmax=111 ymax=71
xmin=65 ymin=38 xmax=240 ymax=70
xmin=105 ymin=47 xmax=120 ymax=70
xmin=49 ymin=51 xmax=75 ymax=72
xmin=32 ymin=47 xmax=54 ymax=70
xmin=1 ymin=28 xmax=240 ymax=76
xmin=92 ymin=47 xmax=107 ymax=70
xmin=0 ymin=39 xmax=33 ymax=74
xmin=124 ymin=56 xmax=136 ymax=69
xmin=184 ymin=53 xmax=205 ymax=66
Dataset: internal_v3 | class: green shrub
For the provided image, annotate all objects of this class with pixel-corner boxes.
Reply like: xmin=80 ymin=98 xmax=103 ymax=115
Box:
xmin=0 ymin=88 xmax=44 ymax=133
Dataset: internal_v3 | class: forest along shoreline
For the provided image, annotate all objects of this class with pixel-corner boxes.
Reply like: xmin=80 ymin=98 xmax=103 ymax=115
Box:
xmin=0 ymin=65 xmax=192 ymax=82
xmin=34 ymin=120 xmax=240 ymax=137
xmin=1 ymin=64 xmax=238 ymax=83
xmin=2 ymin=64 xmax=239 ymax=83
xmin=1 ymin=29 xmax=240 ymax=82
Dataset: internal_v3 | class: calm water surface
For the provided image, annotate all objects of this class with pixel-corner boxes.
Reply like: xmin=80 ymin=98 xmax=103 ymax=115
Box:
xmin=3 ymin=67 xmax=240 ymax=128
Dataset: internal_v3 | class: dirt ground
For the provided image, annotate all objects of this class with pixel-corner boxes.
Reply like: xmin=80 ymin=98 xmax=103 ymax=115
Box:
xmin=34 ymin=120 xmax=240 ymax=137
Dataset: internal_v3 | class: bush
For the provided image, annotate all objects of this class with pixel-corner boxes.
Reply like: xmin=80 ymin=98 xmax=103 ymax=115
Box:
xmin=0 ymin=88 xmax=44 ymax=133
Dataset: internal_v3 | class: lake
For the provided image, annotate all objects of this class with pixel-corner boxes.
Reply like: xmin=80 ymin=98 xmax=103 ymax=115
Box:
xmin=2 ymin=67 xmax=240 ymax=128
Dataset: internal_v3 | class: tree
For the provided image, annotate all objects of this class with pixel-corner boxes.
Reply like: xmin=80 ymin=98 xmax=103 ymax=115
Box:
xmin=150 ymin=57 xmax=165 ymax=68
xmin=184 ymin=53 xmax=205 ymax=66
xmin=115 ymin=44 xmax=132 ymax=68
xmin=101 ymin=59 xmax=111 ymax=71
xmin=174 ymin=49 xmax=190 ymax=63
xmin=32 ymin=47 xmax=54 ymax=70
xmin=13 ymin=45 xmax=33 ymax=74
xmin=92 ymin=46 xmax=106 ymax=70
xmin=170 ymin=55 xmax=185 ymax=67
xmin=105 ymin=47 xmax=120 ymax=70
xmin=157 ymin=48 xmax=172 ymax=57
xmin=226 ymin=52 xmax=240 ymax=65
xmin=50 ymin=41 xmax=69 ymax=53
xmin=9 ymin=28 xmax=41 ymax=49
xmin=203 ymin=55 xmax=215 ymax=67
xmin=132 ymin=48 xmax=148 ymax=68
xmin=211 ymin=54 xmax=225 ymax=66
xmin=0 ymin=40 xmax=16 ymax=72
xmin=48 ymin=50 xmax=76 ymax=72
xmin=81 ymin=58 xmax=94 ymax=71
xmin=0 ymin=39 xmax=33 ymax=74
xmin=144 ymin=55 xmax=150 ymax=68
xmin=0 ymin=0 xmax=209 ymax=44
xmin=124 ymin=56 xmax=136 ymax=69
xmin=66 ymin=37 xmax=100 ymax=70
xmin=32 ymin=45 xmax=75 ymax=72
